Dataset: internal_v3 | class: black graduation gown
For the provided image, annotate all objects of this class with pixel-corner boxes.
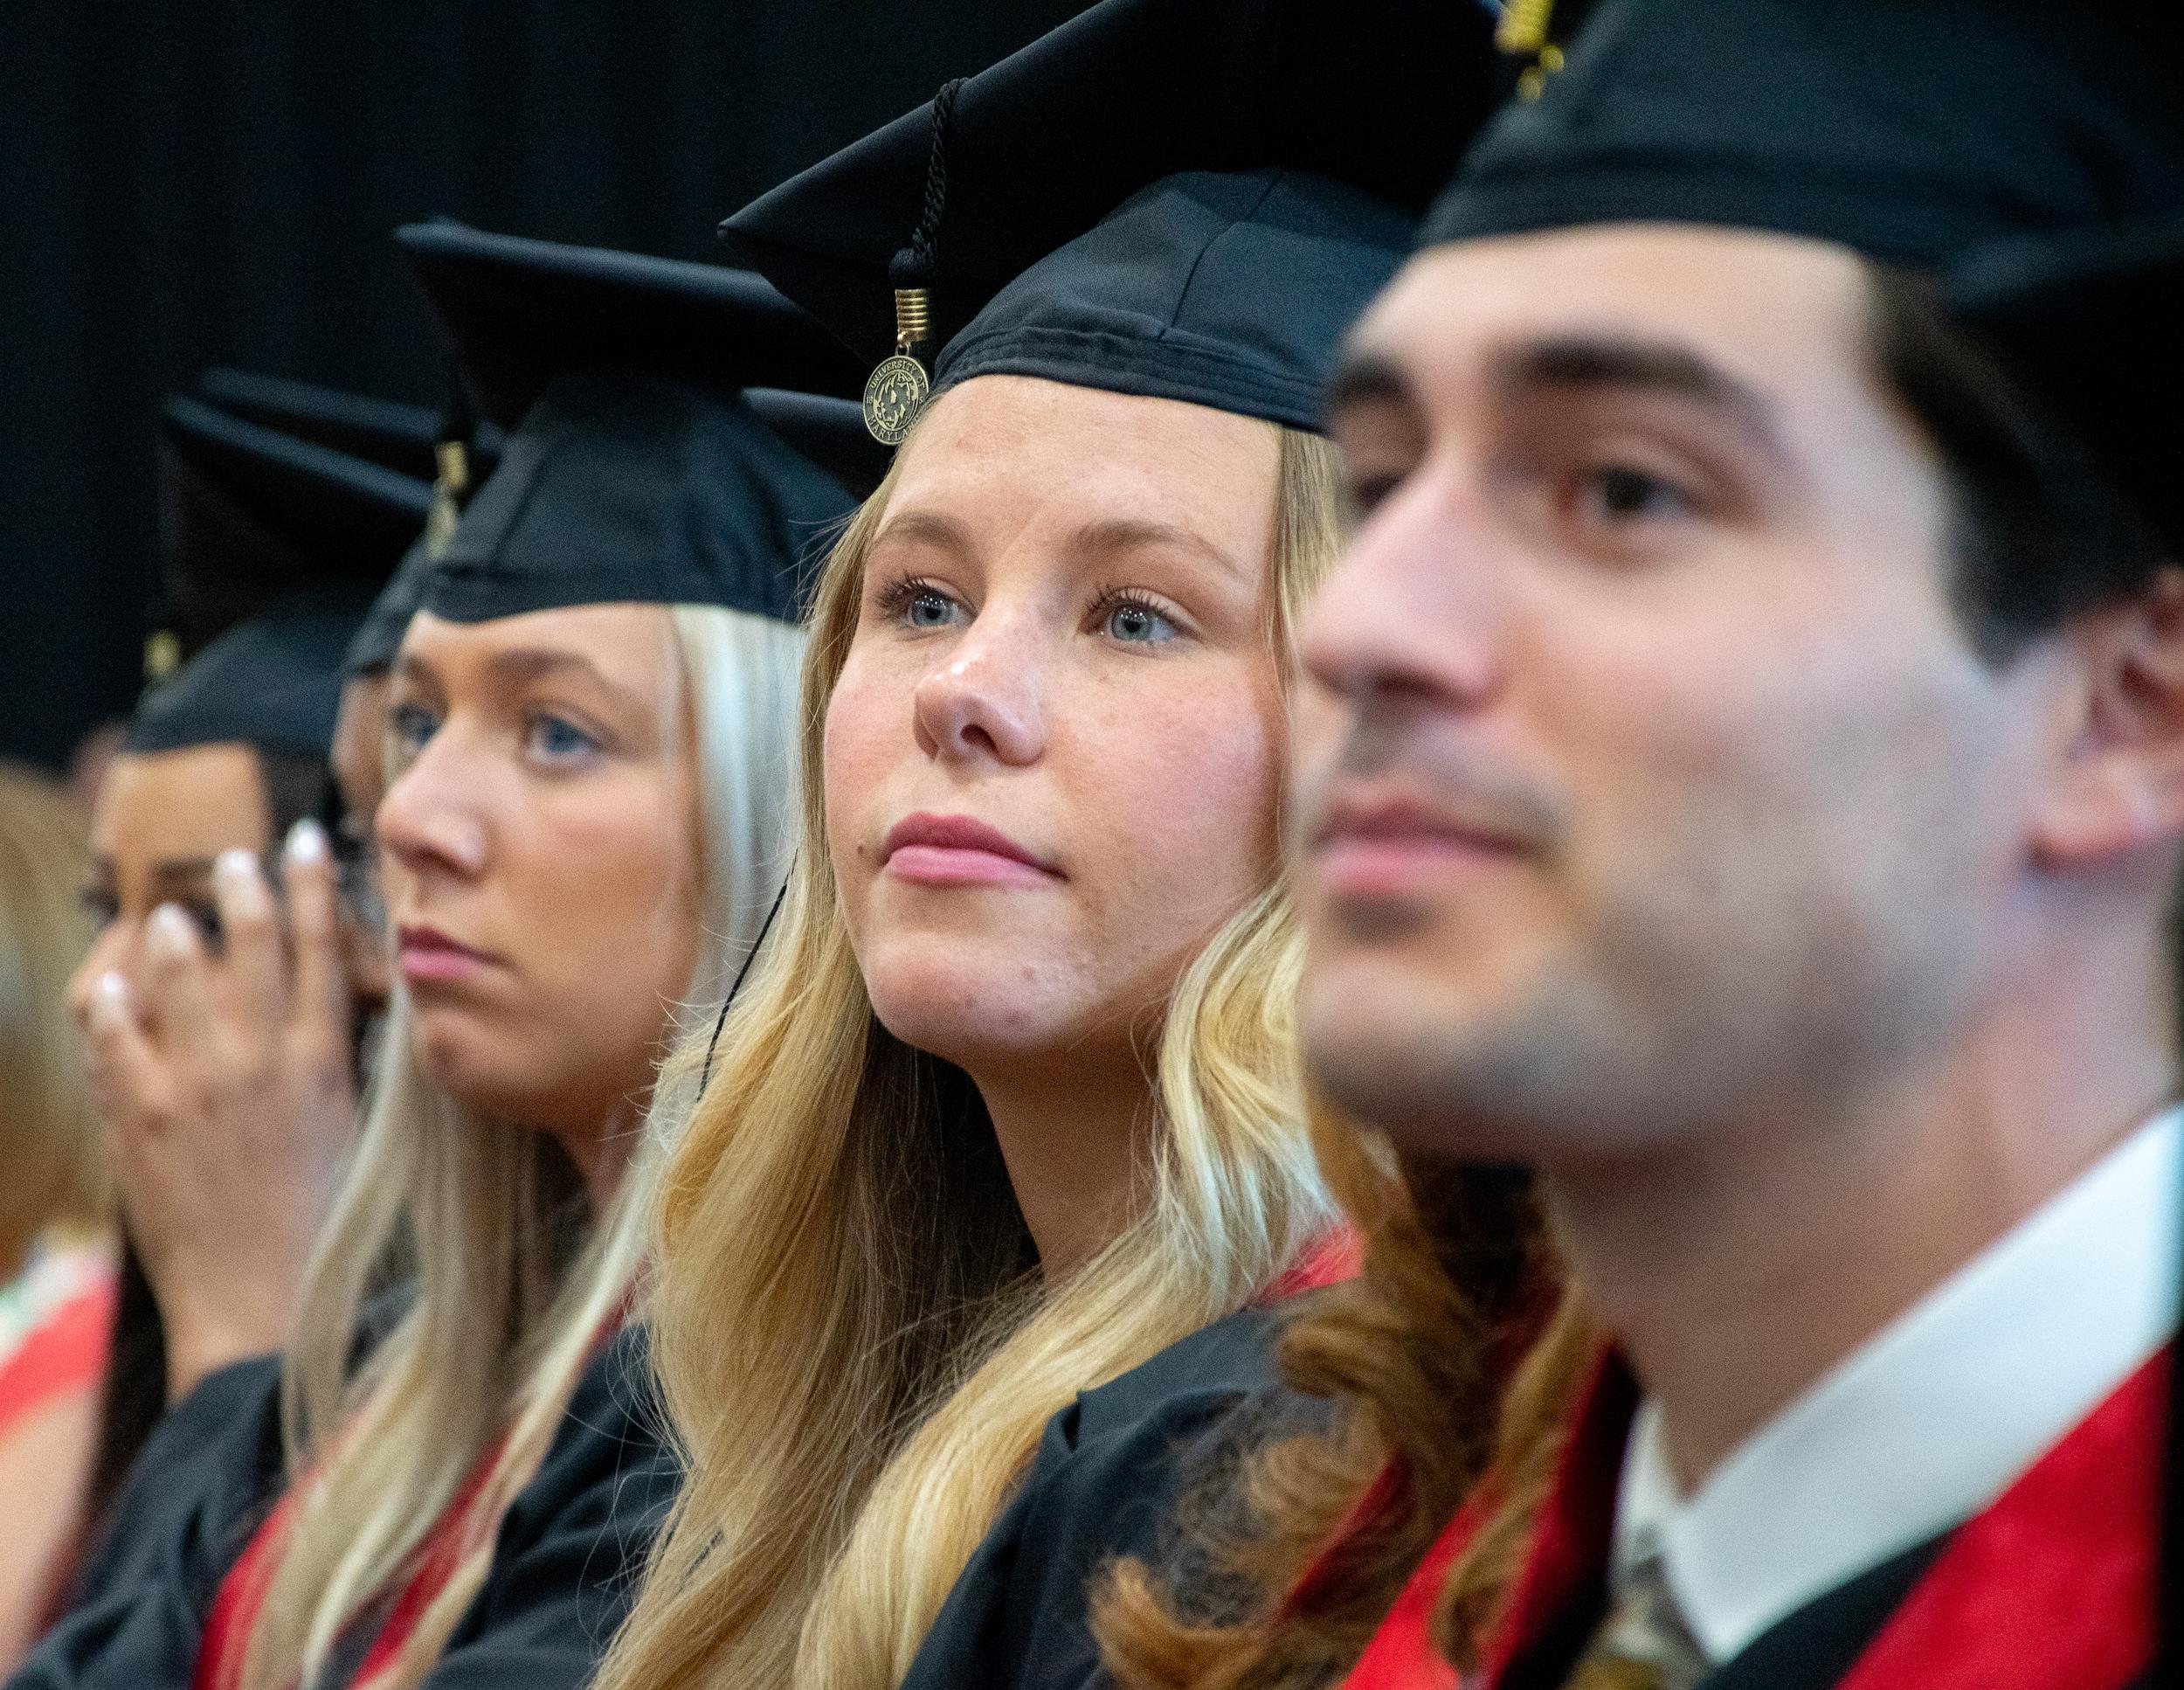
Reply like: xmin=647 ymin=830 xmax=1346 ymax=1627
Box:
xmin=16 ymin=1352 xmax=287 ymax=1690
xmin=897 ymin=1302 xmax=1329 ymax=1690
xmin=9 ymin=1327 xmax=678 ymax=1690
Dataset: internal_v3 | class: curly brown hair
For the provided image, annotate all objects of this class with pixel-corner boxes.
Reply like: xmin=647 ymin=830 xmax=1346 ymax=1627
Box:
xmin=1090 ymin=1101 xmax=1551 ymax=1689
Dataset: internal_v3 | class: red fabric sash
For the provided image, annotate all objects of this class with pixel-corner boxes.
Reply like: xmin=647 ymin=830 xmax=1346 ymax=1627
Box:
xmin=195 ymin=1486 xmax=289 ymax=1690
xmin=190 ymin=1293 xmax=640 ymax=1690
xmin=1261 ymin=1223 xmax=1365 ymax=1303
xmin=1340 ymin=1346 xmax=2165 ymax=1690
xmin=193 ymin=1435 xmax=507 ymax=1690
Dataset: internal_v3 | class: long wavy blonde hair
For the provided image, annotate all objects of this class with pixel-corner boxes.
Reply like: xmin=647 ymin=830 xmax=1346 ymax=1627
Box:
xmin=0 ymin=763 xmax=104 ymax=1275
xmin=594 ymin=416 xmax=1348 ymax=1690
xmin=236 ymin=603 xmax=809 ymax=1690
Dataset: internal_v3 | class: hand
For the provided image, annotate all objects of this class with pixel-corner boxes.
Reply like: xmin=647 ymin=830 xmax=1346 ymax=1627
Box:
xmin=82 ymin=821 xmax=360 ymax=1404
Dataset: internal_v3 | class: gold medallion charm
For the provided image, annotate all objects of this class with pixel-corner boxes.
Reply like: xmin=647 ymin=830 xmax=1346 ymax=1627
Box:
xmin=866 ymin=285 xmax=935 ymax=445
xmin=863 ymin=353 xmax=930 ymax=446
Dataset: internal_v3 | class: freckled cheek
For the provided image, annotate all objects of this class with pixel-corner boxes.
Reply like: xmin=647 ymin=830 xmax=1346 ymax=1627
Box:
xmin=1074 ymin=689 xmax=1282 ymax=925
xmin=821 ymin=667 xmax=910 ymax=894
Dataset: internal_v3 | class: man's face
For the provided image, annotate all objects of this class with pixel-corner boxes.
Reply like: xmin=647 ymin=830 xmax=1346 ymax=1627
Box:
xmin=1295 ymin=225 xmax=2062 ymax=1166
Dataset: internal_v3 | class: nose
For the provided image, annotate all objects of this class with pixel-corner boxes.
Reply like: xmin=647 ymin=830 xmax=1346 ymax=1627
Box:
xmin=374 ymin=723 xmax=491 ymax=884
xmin=910 ymin=611 xmax=1047 ymax=767
xmin=1300 ymin=461 xmax=1508 ymax=715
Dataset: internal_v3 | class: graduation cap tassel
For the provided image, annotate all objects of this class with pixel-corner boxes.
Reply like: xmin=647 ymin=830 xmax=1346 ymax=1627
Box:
xmin=866 ymin=77 xmax=965 ymax=446
xmin=425 ymin=352 xmax=480 ymax=560
xmin=1491 ymin=0 xmax=1569 ymax=101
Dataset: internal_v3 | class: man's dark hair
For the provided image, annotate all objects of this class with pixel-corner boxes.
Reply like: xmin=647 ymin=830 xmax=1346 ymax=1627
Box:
xmin=1869 ymin=265 xmax=2170 ymax=661
xmin=1870 ymin=265 xmax=2184 ymax=1058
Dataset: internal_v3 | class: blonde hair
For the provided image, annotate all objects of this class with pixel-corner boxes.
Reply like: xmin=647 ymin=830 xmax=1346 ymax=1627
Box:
xmin=0 ymin=763 xmax=104 ymax=1274
xmin=237 ymin=602 xmax=809 ymax=1690
xmin=595 ymin=419 xmax=1348 ymax=1690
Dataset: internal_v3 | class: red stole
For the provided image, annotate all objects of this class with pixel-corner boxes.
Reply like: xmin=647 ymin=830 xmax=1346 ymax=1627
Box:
xmin=193 ymin=1435 xmax=507 ymax=1690
xmin=1262 ymin=1223 xmax=1365 ymax=1303
xmin=1341 ymin=1346 xmax=2165 ymax=1690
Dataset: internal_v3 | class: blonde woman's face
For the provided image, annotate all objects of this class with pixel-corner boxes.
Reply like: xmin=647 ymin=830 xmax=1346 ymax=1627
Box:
xmin=826 ymin=374 xmax=1287 ymax=1077
xmin=376 ymin=606 xmax=703 ymax=1145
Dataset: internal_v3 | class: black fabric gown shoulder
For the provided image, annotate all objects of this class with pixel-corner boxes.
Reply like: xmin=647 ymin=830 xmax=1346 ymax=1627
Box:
xmin=10 ymin=1326 xmax=679 ymax=1690
xmin=10 ymin=1351 xmax=287 ymax=1690
xmin=898 ymin=1299 xmax=1330 ymax=1690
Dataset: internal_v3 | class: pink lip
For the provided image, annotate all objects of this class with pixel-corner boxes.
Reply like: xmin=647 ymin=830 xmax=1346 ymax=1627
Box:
xmin=881 ymin=812 xmax=1061 ymax=890
xmin=396 ymin=924 xmax=501 ymax=985
xmin=1310 ymin=797 xmax=1526 ymax=898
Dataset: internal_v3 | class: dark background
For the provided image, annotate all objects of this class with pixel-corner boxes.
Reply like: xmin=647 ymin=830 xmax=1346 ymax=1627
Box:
xmin=2 ymin=2 xmax=1088 ymax=773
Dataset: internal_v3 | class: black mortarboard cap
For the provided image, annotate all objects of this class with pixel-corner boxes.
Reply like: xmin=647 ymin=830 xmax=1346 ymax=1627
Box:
xmin=719 ymin=0 xmax=1500 ymax=442
xmin=127 ymin=594 xmax=377 ymax=758
xmin=342 ymin=536 xmax=434 ymax=681
xmin=397 ymin=221 xmax=864 ymax=624
xmin=151 ymin=396 xmax=431 ymax=670
xmin=335 ymin=402 xmax=507 ymax=682
xmin=186 ymin=369 xmax=498 ymax=682
xmin=1425 ymin=0 xmax=2184 ymax=551
xmin=128 ymin=395 xmax=425 ymax=756
xmin=196 ymin=368 xmax=446 ymax=485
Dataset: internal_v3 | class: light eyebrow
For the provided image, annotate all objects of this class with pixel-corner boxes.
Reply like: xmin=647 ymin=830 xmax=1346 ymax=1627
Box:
xmin=1068 ymin=518 xmax=1250 ymax=583
xmin=480 ymin=647 xmax=619 ymax=691
xmin=1491 ymin=334 xmax=1791 ymax=462
xmin=396 ymin=644 xmax=641 ymax=710
xmin=868 ymin=509 xmax=976 ymax=561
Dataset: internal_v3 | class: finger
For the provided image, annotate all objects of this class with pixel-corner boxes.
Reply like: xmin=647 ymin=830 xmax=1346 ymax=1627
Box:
xmin=83 ymin=971 xmax=163 ymax=1131
xmin=212 ymin=848 xmax=287 ymax=1023
xmin=142 ymin=902 xmax=219 ymax=1057
xmin=282 ymin=820 xmax=354 ymax=1042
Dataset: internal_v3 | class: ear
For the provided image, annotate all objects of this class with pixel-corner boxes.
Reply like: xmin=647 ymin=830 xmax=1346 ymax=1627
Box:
xmin=2032 ymin=567 xmax=2184 ymax=869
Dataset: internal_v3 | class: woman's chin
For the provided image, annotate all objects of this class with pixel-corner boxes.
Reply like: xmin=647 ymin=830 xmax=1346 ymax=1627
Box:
xmin=409 ymin=1018 xmax=526 ymax=1116
xmin=865 ymin=972 xmax=1082 ymax=1071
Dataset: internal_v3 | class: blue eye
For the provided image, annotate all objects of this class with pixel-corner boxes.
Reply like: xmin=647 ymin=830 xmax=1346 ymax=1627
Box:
xmin=387 ymin=701 xmax=439 ymax=757
xmin=886 ymin=578 xmax=962 ymax=631
xmin=527 ymin=714 xmax=600 ymax=762
xmin=1097 ymin=596 xmax=1178 ymax=646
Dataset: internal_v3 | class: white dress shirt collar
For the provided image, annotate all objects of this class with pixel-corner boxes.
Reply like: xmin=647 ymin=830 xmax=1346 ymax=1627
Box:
xmin=1613 ymin=1105 xmax=2182 ymax=1666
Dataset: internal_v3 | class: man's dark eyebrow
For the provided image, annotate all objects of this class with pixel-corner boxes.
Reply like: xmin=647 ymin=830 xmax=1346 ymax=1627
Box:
xmin=1324 ymin=351 xmax=1419 ymax=421
xmin=1493 ymin=335 xmax=1788 ymax=456
xmin=1070 ymin=518 xmax=1249 ymax=582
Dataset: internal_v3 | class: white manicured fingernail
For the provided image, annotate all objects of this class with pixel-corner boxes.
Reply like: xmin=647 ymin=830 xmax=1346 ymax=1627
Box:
xmin=286 ymin=818 xmax=328 ymax=862
xmin=148 ymin=904 xmax=192 ymax=953
xmin=93 ymin=972 xmax=128 ymax=1019
xmin=215 ymin=848 xmax=258 ymax=885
